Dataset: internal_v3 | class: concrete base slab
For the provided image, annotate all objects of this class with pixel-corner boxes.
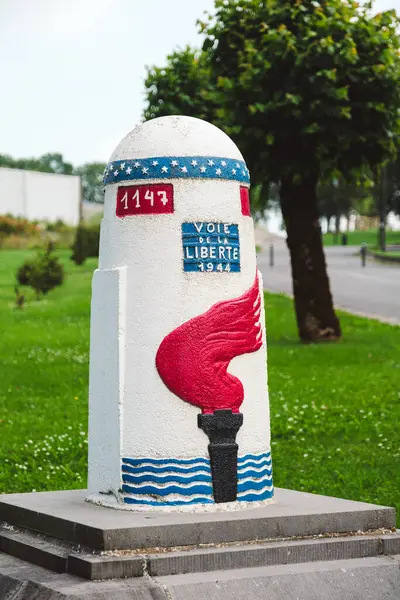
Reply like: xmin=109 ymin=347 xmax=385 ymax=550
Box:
xmin=158 ymin=555 xmax=400 ymax=600
xmin=1 ymin=553 xmax=400 ymax=600
xmin=0 ymin=488 xmax=395 ymax=550
xmin=2 ymin=521 xmax=399 ymax=580
xmin=0 ymin=487 xmax=398 ymax=598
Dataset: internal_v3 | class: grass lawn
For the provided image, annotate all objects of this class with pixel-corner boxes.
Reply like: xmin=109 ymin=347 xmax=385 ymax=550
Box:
xmin=0 ymin=249 xmax=399 ymax=524
xmin=323 ymin=229 xmax=400 ymax=247
xmin=371 ymin=249 xmax=400 ymax=260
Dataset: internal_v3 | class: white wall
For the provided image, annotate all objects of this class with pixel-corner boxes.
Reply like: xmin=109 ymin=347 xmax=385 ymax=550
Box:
xmin=0 ymin=167 xmax=81 ymax=225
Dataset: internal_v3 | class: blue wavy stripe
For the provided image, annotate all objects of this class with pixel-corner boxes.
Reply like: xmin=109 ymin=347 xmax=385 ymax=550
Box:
xmin=122 ymin=464 xmax=211 ymax=476
xmin=122 ymin=483 xmax=213 ymax=497
xmin=238 ymin=460 xmax=272 ymax=471
xmin=237 ymin=468 xmax=272 ymax=480
xmin=122 ymin=473 xmax=212 ymax=485
xmin=123 ymin=496 xmax=214 ymax=506
xmin=239 ymin=458 xmax=272 ymax=467
xmin=120 ymin=453 xmax=273 ymax=505
xmin=238 ymin=489 xmax=274 ymax=502
xmin=238 ymin=453 xmax=271 ymax=463
xmin=238 ymin=477 xmax=273 ymax=493
xmin=103 ymin=156 xmax=250 ymax=186
xmin=122 ymin=457 xmax=210 ymax=467
xmin=122 ymin=453 xmax=271 ymax=468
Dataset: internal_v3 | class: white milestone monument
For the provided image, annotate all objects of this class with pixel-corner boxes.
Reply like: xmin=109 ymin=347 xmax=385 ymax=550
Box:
xmin=87 ymin=115 xmax=273 ymax=510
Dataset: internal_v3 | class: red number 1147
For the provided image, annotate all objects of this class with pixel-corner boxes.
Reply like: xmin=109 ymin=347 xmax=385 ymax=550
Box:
xmin=116 ymin=183 xmax=174 ymax=217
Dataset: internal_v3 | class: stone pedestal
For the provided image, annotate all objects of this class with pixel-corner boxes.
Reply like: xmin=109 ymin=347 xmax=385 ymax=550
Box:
xmin=0 ymin=488 xmax=399 ymax=599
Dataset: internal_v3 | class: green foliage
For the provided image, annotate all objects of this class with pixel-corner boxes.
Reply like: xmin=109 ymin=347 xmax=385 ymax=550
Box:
xmin=71 ymin=226 xmax=87 ymax=266
xmin=143 ymin=46 xmax=215 ymax=122
xmin=45 ymin=219 xmax=69 ymax=233
xmin=74 ymin=163 xmax=106 ymax=204
xmin=201 ymin=0 xmax=400 ymax=183
xmin=318 ymin=174 xmax=373 ymax=224
xmin=0 ymin=153 xmax=73 ymax=175
xmin=17 ymin=261 xmax=35 ymax=287
xmin=16 ymin=242 xmax=64 ymax=298
xmin=250 ymin=182 xmax=280 ymax=219
xmin=143 ymin=1 xmax=400 ymax=216
xmin=71 ymin=225 xmax=100 ymax=265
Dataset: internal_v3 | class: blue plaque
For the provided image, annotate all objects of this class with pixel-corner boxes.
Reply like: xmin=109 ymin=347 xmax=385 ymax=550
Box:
xmin=182 ymin=222 xmax=240 ymax=273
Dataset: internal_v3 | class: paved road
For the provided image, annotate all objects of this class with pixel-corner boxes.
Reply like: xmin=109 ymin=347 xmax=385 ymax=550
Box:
xmin=257 ymin=237 xmax=400 ymax=325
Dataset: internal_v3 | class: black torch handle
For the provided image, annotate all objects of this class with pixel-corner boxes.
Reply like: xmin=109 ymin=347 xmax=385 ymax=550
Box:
xmin=198 ymin=409 xmax=243 ymax=503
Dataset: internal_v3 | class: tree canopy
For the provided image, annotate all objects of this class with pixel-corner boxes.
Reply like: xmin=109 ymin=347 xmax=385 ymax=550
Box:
xmin=74 ymin=163 xmax=106 ymax=204
xmin=142 ymin=0 xmax=400 ymax=342
xmin=143 ymin=47 xmax=214 ymax=123
xmin=199 ymin=0 xmax=400 ymax=184
xmin=0 ymin=153 xmax=73 ymax=176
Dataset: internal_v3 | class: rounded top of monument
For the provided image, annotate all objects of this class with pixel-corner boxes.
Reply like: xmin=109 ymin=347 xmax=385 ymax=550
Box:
xmin=109 ymin=116 xmax=244 ymax=163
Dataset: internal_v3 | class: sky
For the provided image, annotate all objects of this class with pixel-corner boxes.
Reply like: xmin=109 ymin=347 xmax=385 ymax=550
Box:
xmin=0 ymin=0 xmax=399 ymax=166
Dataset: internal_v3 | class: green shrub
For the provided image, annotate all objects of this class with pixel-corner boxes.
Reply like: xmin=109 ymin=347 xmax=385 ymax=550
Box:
xmin=16 ymin=261 xmax=35 ymax=286
xmin=71 ymin=225 xmax=99 ymax=265
xmin=85 ymin=226 xmax=100 ymax=257
xmin=71 ymin=226 xmax=87 ymax=266
xmin=45 ymin=219 xmax=71 ymax=233
xmin=16 ymin=242 xmax=64 ymax=298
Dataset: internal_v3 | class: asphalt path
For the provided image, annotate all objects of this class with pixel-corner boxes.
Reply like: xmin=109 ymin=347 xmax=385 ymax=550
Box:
xmin=257 ymin=238 xmax=400 ymax=325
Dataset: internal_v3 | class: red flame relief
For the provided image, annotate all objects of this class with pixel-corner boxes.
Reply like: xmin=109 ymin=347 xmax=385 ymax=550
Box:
xmin=156 ymin=272 xmax=263 ymax=414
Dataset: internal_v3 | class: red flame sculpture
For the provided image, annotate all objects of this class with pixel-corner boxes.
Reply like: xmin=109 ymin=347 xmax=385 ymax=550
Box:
xmin=156 ymin=271 xmax=262 ymax=413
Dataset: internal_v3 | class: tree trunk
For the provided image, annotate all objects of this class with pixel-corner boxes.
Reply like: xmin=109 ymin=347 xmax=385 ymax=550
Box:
xmin=280 ymin=175 xmax=341 ymax=343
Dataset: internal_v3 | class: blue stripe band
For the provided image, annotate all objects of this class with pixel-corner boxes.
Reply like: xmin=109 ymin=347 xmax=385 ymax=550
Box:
xmin=122 ymin=483 xmax=213 ymax=497
xmin=238 ymin=478 xmax=273 ymax=493
xmin=238 ymin=489 xmax=274 ymax=502
xmin=123 ymin=496 xmax=214 ymax=506
xmin=238 ymin=453 xmax=271 ymax=463
xmin=238 ymin=460 xmax=272 ymax=471
xmin=103 ymin=156 xmax=250 ymax=186
xmin=239 ymin=467 xmax=273 ymax=479
xmin=122 ymin=473 xmax=212 ymax=485
xmin=122 ymin=488 xmax=274 ymax=506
